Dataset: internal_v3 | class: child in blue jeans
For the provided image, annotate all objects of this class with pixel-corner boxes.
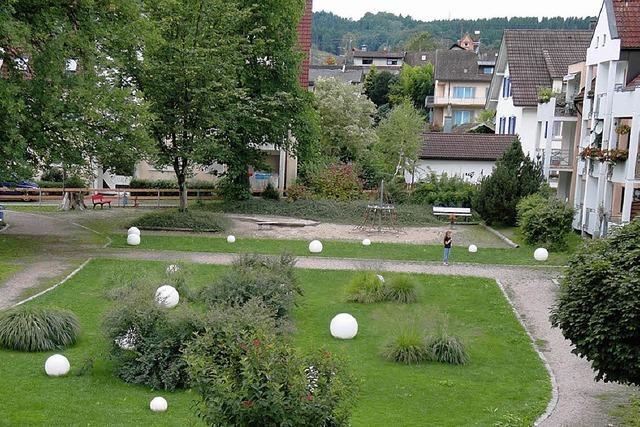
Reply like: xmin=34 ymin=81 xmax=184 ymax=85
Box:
xmin=443 ymin=230 xmax=452 ymax=265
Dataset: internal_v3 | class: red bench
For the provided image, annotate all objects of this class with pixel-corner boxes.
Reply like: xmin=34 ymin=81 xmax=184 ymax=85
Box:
xmin=91 ymin=194 xmax=112 ymax=209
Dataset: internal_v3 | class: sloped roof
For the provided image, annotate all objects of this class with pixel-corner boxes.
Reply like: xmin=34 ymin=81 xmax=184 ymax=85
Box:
xmin=353 ymin=50 xmax=405 ymax=59
xmin=504 ymin=30 xmax=592 ymax=106
xmin=452 ymin=123 xmax=495 ymax=134
xmin=434 ymin=49 xmax=491 ymax=82
xmin=309 ymin=66 xmax=364 ymax=85
xmin=611 ymin=0 xmax=640 ymax=49
xmin=404 ymin=52 xmax=435 ymax=66
xmin=624 ymin=73 xmax=640 ymax=91
xmin=419 ymin=133 xmax=515 ymax=161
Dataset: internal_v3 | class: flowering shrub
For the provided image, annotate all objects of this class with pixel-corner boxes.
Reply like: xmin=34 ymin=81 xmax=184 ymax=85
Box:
xmin=580 ymin=147 xmax=628 ymax=163
xmin=307 ymin=164 xmax=363 ymax=201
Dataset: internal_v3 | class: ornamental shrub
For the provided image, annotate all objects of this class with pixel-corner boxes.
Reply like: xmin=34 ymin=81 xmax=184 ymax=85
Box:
xmin=286 ymin=182 xmax=312 ymax=201
xmin=262 ymin=182 xmax=280 ymax=201
xmin=386 ymin=275 xmax=418 ymax=303
xmin=199 ymin=253 xmax=301 ymax=319
xmin=345 ymin=272 xmax=387 ymax=303
xmin=517 ymin=193 xmax=575 ymax=250
xmin=130 ymin=209 xmax=228 ymax=232
xmin=382 ymin=329 xmax=429 ymax=364
xmin=411 ymin=173 xmax=477 ymax=208
xmin=425 ymin=332 xmax=469 ymax=365
xmin=185 ymin=305 xmax=356 ymax=427
xmin=0 ymin=306 xmax=80 ymax=352
xmin=307 ymin=164 xmax=363 ymax=201
xmin=551 ymin=219 xmax=640 ymax=386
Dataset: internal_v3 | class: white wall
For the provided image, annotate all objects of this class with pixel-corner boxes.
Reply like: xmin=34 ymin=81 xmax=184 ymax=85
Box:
xmin=407 ymin=159 xmax=496 ymax=184
xmin=586 ymin=4 xmax=621 ymax=66
xmin=353 ymin=57 xmax=403 ymax=67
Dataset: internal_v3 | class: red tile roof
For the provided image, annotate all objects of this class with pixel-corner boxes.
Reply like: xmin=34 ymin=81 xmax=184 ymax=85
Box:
xmin=625 ymin=73 xmax=640 ymax=90
xmin=296 ymin=0 xmax=313 ymax=88
xmin=612 ymin=0 xmax=640 ymax=49
xmin=419 ymin=133 xmax=516 ymax=161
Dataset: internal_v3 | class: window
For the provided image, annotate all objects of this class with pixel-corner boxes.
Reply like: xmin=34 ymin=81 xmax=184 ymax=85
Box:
xmin=452 ymin=87 xmax=476 ymax=99
xmin=483 ymin=66 xmax=494 ymax=74
xmin=421 ymin=54 xmax=427 ymax=61
xmin=362 ymin=59 xmax=373 ymax=65
xmin=603 ymin=35 xmax=607 ymax=46
xmin=508 ymin=116 xmax=517 ymax=134
xmin=502 ymin=77 xmax=512 ymax=98
xmin=552 ymin=121 xmax=563 ymax=138
xmin=544 ymin=121 xmax=548 ymax=138
xmin=454 ymin=111 xmax=472 ymax=125
xmin=499 ymin=117 xmax=506 ymax=134
xmin=387 ymin=59 xmax=398 ymax=65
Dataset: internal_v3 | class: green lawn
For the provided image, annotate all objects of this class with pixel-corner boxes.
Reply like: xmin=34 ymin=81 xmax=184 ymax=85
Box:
xmin=0 ymin=262 xmax=21 ymax=284
xmin=5 ymin=205 xmax=61 ymax=213
xmin=110 ymin=234 xmax=571 ymax=266
xmin=0 ymin=235 xmax=43 ymax=260
xmin=0 ymin=259 xmax=550 ymax=426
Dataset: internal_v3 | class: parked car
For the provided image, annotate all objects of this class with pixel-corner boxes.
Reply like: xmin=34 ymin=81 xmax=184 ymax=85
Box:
xmin=0 ymin=180 xmax=39 ymax=201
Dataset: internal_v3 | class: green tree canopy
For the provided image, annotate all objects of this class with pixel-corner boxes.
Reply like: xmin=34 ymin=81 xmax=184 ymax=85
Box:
xmin=363 ymin=67 xmax=398 ymax=108
xmin=390 ymin=64 xmax=434 ymax=110
xmin=314 ymin=77 xmax=377 ymax=162
xmin=402 ymin=32 xmax=439 ymax=51
xmin=551 ymin=219 xmax=640 ymax=386
xmin=475 ymin=138 xmax=543 ymax=225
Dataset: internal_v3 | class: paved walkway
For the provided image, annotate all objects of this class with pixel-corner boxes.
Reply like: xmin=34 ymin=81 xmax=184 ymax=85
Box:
xmin=0 ymin=212 xmax=635 ymax=426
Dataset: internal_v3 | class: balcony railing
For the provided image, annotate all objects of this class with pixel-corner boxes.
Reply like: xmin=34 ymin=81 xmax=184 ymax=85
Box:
xmin=539 ymin=149 xmax=574 ymax=170
xmin=426 ymin=96 xmax=486 ymax=106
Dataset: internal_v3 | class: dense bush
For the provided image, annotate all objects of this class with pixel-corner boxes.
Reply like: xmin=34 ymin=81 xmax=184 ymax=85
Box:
xmin=411 ymin=173 xmax=478 ymax=208
xmin=0 ymin=306 xmax=80 ymax=352
xmin=261 ymin=182 xmax=280 ymax=201
xmin=384 ymin=176 xmax=410 ymax=205
xmin=425 ymin=332 xmax=469 ymax=365
xmin=475 ymin=138 xmax=544 ymax=225
xmin=186 ymin=308 xmax=356 ymax=427
xmin=130 ymin=209 xmax=228 ymax=232
xmin=345 ymin=272 xmax=387 ymax=303
xmin=551 ymin=220 xmax=640 ymax=386
xmin=386 ymin=275 xmax=418 ymax=303
xmin=200 ymin=254 xmax=301 ymax=319
xmin=128 ymin=179 xmax=216 ymax=190
xmin=103 ymin=281 xmax=205 ymax=391
xmin=204 ymin=199 xmax=439 ymax=226
xmin=285 ymin=182 xmax=313 ymax=201
xmin=307 ymin=164 xmax=363 ymax=201
xmin=517 ymin=193 xmax=575 ymax=250
xmin=382 ymin=329 xmax=429 ymax=364
xmin=37 ymin=175 xmax=86 ymax=188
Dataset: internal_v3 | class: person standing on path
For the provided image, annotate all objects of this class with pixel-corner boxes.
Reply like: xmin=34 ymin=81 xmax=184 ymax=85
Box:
xmin=443 ymin=230 xmax=452 ymax=266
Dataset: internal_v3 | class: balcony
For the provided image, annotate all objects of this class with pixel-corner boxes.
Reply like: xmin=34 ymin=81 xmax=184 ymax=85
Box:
xmin=636 ymin=157 xmax=640 ymax=180
xmin=426 ymin=95 xmax=486 ymax=107
xmin=539 ymin=149 xmax=574 ymax=170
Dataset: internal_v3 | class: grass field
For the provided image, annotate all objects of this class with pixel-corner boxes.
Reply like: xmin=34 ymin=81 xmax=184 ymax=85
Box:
xmin=0 ymin=259 xmax=550 ymax=426
xmin=110 ymin=234 xmax=572 ymax=266
xmin=4 ymin=205 xmax=61 ymax=213
xmin=0 ymin=262 xmax=21 ymax=284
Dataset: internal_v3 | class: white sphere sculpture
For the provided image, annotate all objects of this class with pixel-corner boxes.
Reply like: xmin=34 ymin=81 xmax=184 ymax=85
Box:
xmin=309 ymin=240 xmax=323 ymax=254
xmin=155 ymin=285 xmax=180 ymax=308
xmin=166 ymin=264 xmax=180 ymax=275
xmin=226 ymin=235 xmax=236 ymax=244
xmin=330 ymin=313 xmax=358 ymax=340
xmin=127 ymin=233 xmax=141 ymax=246
xmin=149 ymin=396 xmax=168 ymax=412
xmin=534 ymin=248 xmax=549 ymax=262
xmin=128 ymin=227 xmax=141 ymax=236
xmin=376 ymin=274 xmax=385 ymax=283
xmin=362 ymin=239 xmax=371 ymax=246
xmin=468 ymin=244 xmax=478 ymax=253
xmin=45 ymin=354 xmax=70 ymax=377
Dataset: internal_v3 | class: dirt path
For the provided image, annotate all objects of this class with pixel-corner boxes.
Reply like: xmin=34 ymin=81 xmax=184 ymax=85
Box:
xmin=97 ymin=249 xmax=633 ymax=426
xmin=0 ymin=260 xmax=74 ymax=309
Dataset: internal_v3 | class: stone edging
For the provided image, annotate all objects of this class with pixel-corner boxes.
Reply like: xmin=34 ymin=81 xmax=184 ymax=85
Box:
xmin=495 ymin=279 xmax=559 ymax=426
xmin=481 ymin=223 xmax=520 ymax=248
xmin=11 ymin=258 xmax=93 ymax=309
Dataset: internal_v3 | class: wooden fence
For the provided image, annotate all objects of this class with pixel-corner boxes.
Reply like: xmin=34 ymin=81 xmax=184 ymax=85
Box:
xmin=0 ymin=188 xmax=217 ymax=207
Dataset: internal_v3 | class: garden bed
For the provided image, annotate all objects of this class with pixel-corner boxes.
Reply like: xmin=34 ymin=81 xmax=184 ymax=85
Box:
xmin=0 ymin=259 xmax=550 ymax=425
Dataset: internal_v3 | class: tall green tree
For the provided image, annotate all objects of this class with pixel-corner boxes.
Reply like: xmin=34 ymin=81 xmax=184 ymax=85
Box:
xmin=402 ymin=32 xmax=438 ymax=51
xmin=475 ymin=139 xmax=543 ymax=225
xmin=314 ymin=77 xmax=377 ymax=162
xmin=390 ymin=64 xmax=434 ymax=110
xmin=363 ymin=67 xmax=397 ymax=107
xmin=0 ymin=1 xmax=152 ymax=185
xmin=373 ymin=101 xmax=424 ymax=177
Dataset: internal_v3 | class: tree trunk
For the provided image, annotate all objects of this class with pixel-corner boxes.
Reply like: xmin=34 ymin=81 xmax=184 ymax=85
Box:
xmin=60 ymin=191 xmax=87 ymax=211
xmin=177 ymin=173 xmax=188 ymax=212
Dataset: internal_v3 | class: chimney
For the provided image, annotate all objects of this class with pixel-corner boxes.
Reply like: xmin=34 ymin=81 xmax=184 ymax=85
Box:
xmin=589 ymin=18 xmax=598 ymax=30
xmin=361 ymin=44 xmax=368 ymax=52
xmin=443 ymin=116 xmax=453 ymax=133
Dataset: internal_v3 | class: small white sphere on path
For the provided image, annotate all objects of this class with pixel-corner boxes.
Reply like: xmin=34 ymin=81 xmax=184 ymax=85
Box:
xmin=362 ymin=239 xmax=371 ymax=246
xmin=166 ymin=264 xmax=180 ymax=275
xmin=128 ymin=227 xmax=141 ymax=236
xmin=376 ymin=274 xmax=385 ymax=283
xmin=330 ymin=313 xmax=358 ymax=340
xmin=45 ymin=354 xmax=70 ymax=377
xmin=127 ymin=233 xmax=141 ymax=246
xmin=534 ymin=248 xmax=549 ymax=262
xmin=227 ymin=235 xmax=236 ymax=243
xmin=150 ymin=396 xmax=168 ymax=412
xmin=155 ymin=285 xmax=180 ymax=308
xmin=468 ymin=244 xmax=478 ymax=253
xmin=309 ymin=240 xmax=323 ymax=253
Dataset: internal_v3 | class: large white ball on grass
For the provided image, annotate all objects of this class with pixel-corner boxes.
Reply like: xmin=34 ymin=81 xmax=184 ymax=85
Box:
xmin=534 ymin=248 xmax=549 ymax=262
xmin=309 ymin=240 xmax=323 ymax=254
xmin=330 ymin=313 xmax=358 ymax=340
xmin=227 ymin=235 xmax=236 ymax=244
xmin=127 ymin=233 xmax=141 ymax=246
xmin=166 ymin=264 xmax=180 ymax=275
xmin=376 ymin=274 xmax=385 ymax=283
xmin=155 ymin=285 xmax=180 ymax=308
xmin=362 ymin=239 xmax=371 ymax=246
xmin=468 ymin=244 xmax=478 ymax=253
xmin=150 ymin=396 xmax=168 ymax=412
xmin=128 ymin=227 xmax=141 ymax=236
xmin=45 ymin=354 xmax=70 ymax=377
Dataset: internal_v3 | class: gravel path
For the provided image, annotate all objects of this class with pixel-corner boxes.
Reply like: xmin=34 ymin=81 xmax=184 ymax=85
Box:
xmin=98 ymin=249 xmax=634 ymax=426
xmin=0 ymin=260 xmax=73 ymax=309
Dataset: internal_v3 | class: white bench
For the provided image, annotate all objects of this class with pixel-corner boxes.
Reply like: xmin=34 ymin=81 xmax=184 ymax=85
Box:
xmin=432 ymin=207 xmax=472 ymax=224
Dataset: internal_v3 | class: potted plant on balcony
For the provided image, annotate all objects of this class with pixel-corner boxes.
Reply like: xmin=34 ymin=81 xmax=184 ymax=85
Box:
xmin=538 ymin=87 xmax=554 ymax=104
xmin=580 ymin=146 xmax=603 ymax=161
xmin=603 ymin=149 xmax=629 ymax=165
xmin=615 ymin=124 xmax=631 ymax=135
xmin=587 ymin=90 xmax=595 ymax=100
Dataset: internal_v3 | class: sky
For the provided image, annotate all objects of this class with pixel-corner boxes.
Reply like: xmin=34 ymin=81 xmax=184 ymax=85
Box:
xmin=312 ymin=0 xmax=603 ymax=21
